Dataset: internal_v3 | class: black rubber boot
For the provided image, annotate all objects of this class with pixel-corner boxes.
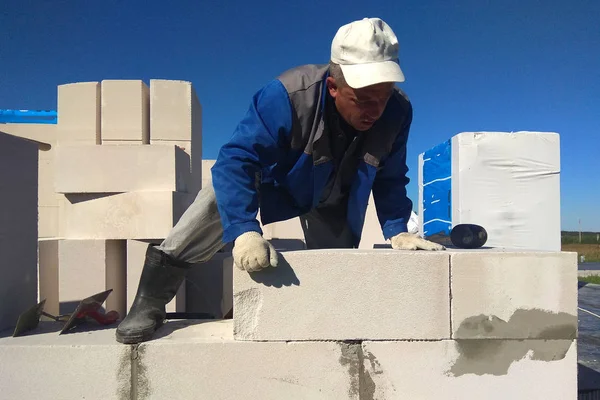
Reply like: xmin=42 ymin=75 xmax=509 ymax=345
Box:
xmin=116 ymin=244 xmax=191 ymax=344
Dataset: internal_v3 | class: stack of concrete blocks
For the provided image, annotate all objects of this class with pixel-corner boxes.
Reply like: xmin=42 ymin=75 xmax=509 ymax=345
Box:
xmin=0 ymin=132 xmax=39 ymax=332
xmin=0 ymin=249 xmax=579 ymax=399
xmin=418 ymin=131 xmax=561 ymax=251
xmin=34 ymin=79 xmax=202 ymax=318
xmin=135 ymin=248 xmax=577 ymax=399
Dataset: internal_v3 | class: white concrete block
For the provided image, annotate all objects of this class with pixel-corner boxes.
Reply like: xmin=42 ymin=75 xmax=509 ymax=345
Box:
xmin=38 ymin=239 xmax=60 ymax=316
xmin=140 ymin=320 xmax=360 ymax=400
xmin=61 ymin=191 xmax=192 ymax=239
xmin=150 ymin=79 xmax=202 ymax=195
xmin=150 ymin=139 xmax=202 ymax=196
xmin=54 ymin=143 xmax=191 ymax=193
xmin=362 ymin=340 xmax=577 ymax=400
xmin=0 ymin=132 xmax=38 ymax=332
xmin=39 ymin=205 xmax=60 ymax=238
xmin=233 ymin=249 xmax=450 ymax=341
xmin=358 ymin=192 xmax=388 ymax=249
xmin=201 ymin=159 xmax=215 ymax=189
xmin=58 ymin=239 xmax=126 ymax=317
xmin=263 ymin=217 xmax=305 ymax=242
xmin=150 ymin=79 xmax=202 ymax=141
xmin=450 ymin=250 xmax=578 ymax=340
xmin=101 ymin=80 xmax=150 ymax=143
xmin=126 ymin=240 xmax=185 ymax=315
xmin=57 ymin=82 xmax=101 ymax=144
xmin=0 ymin=323 xmax=131 ymax=400
xmin=0 ymin=123 xmax=57 ymax=144
xmin=38 ymin=157 xmax=63 ymax=207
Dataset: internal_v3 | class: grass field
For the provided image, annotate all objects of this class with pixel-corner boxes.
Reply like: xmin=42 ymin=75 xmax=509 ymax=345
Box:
xmin=579 ymin=275 xmax=600 ymax=284
xmin=562 ymin=243 xmax=600 ymax=262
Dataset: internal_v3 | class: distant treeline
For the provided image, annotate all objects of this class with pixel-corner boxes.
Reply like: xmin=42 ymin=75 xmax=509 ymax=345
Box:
xmin=562 ymin=231 xmax=600 ymax=244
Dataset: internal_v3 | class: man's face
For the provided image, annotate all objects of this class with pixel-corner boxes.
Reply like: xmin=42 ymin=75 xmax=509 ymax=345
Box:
xmin=326 ymin=77 xmax=395 ymax=131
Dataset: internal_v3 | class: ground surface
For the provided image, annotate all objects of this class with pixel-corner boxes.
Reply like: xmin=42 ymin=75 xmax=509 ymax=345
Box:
xmin=578 ymin=281 xmax=600 ymax=394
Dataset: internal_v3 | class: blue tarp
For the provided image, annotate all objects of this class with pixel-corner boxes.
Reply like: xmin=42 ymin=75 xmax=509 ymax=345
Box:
xmin=0 ymin=109 xmax=57 ymax=124
xmin=422 ymin=140 xmax=452 ymax=236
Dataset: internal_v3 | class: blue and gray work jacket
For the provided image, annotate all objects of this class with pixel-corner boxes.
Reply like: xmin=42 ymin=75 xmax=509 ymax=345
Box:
xmin=211 ymin=64 xmax=414 ymax=247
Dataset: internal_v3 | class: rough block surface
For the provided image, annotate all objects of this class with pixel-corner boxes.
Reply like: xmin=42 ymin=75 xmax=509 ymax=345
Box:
xmin=450 ymin=250 xmax=578 ymax=339
xmin=57 ymin=82 xmax=101 ymax=144
xmin=362 ymin=340 xmax=577 ymax=400
xmin=0 ymin=323 xmax=131 ymax=400
xmin=139 ymin=320 xmax=360 ymax=400
xmin=39 ymin=205 xmax=60 ymax=238
xmin=55 ymin=143 xmax=191 ymax=193
xmin=149 ymin=79 xmax=202 ymax=141
xmin=61 ymin=191 xmax=192 ymax=239
xmin=100 ymin=80 xmax=150 ymax=143
xmin=233 ymin=249 xmax=451 ymax=341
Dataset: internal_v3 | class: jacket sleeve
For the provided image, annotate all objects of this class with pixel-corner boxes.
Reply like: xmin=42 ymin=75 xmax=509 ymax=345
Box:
xmin=211 ymin=79 xmax=293 ymax=243
xmin=371 ymin=103 xmax=414 ymax=240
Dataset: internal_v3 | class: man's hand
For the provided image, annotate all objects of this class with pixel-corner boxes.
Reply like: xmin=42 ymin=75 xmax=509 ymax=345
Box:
xmin=391 ymin=232 xmax=446 ymax=251
xmin=233 ymin=231 xmax=279 ymax=272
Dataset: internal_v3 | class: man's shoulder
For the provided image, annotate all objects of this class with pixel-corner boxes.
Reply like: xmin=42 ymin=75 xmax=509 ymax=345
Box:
xmin=391 ymin=86 xmax=411 ymax=107
xmin=276 ymin=64 xmax=329 ymax=94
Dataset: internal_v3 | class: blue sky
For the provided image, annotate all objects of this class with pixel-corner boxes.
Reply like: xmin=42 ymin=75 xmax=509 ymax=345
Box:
xmin=1 ymin=0 xmax=598 ymax=231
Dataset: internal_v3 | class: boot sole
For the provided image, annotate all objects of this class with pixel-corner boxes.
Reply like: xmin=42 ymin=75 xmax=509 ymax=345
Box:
xmin=115 ymin=321 xmax=163 ymax=344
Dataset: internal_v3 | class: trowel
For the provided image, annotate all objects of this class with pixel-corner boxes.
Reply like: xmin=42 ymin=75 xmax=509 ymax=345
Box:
xmin=12 ymin=289 xmax=119 ymax=337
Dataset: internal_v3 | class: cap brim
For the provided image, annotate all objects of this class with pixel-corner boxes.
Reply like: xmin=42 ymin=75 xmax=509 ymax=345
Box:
xmin=339 ymin=60 xmax=405 ymax=89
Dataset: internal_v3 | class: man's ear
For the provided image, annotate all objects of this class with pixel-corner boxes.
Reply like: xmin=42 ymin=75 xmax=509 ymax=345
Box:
xmin=326 ymin=77 xmax=339 ymax=98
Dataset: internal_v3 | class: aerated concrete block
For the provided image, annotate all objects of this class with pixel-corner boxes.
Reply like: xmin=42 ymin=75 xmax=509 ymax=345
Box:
xmin=150 ymin=79 xmax=202 ymax=195
xmin=139 ymin=320 xmax=360 ymax=400
xmin=0 ymin=132 xmax=38 ymax=332
xmin=54 ymin=143 xmax=191 ymax=193
xmin=149 ymin=79 xmax=202 ymax=141
xmin=233 ymin=249 xmax=451 ymax=341
xmin=60 ymin=191 xmax=192 ymax=239
xmin=58 ymin=239 xmax=127 ymax=316
xmin=39 ymin=205 xmax=60 ymax=238
xmin=126 ymin=240 xmax=184 ymax=315
xmin=362 ymin=340 xmax=577 ymax=400
xmin=38 ymin=239 xmax=60 ymax=316
xmin=57 ymin=82 xmax=101 ymax=144
xmin=100 ymin=80 xmax=150 ymax=143
xmin=0 ymin=323 xmax=131 ymax=400
xmin=38 ymin=157 xmax=61 ymax=207
xmin=450 ymin=250 xmax=578 ymax=340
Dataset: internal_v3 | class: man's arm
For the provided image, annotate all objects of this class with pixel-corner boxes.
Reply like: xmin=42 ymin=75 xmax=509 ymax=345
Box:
xmin=211 ymin=79 xmax=293 ymax=244
xmin=371 ymin=104 xmax=413 ymax=240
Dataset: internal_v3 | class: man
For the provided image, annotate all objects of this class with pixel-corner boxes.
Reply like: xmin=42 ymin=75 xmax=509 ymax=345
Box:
xmin=115 ymin=17 xmax=445 ymax=344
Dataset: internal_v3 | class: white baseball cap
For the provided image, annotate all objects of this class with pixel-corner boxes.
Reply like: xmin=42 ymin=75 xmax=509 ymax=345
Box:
xmin=331 ymin=17 xmax=405 ymax=89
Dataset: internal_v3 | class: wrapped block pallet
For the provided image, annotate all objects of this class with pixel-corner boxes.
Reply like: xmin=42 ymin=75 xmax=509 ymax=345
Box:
xmin=418 ymin=131 xmax=561 ymax=251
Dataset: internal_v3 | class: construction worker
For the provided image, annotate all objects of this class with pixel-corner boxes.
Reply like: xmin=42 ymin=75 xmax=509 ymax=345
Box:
xmin=116 ymin=17 xmax=445 ymax=344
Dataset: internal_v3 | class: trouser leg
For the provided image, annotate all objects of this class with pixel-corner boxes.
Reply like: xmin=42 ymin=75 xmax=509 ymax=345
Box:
xmin=299 ymin=206 xmax=355 ymax=249
xmin=158 ymin=182 xmax=225 ymax=264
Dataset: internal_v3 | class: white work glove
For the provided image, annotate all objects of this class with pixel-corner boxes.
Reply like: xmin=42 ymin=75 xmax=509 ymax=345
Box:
xmin=391 ymin=232 xmax=446 ymax=251
xmin=232 ymin=231 xmax=279 ymax=272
